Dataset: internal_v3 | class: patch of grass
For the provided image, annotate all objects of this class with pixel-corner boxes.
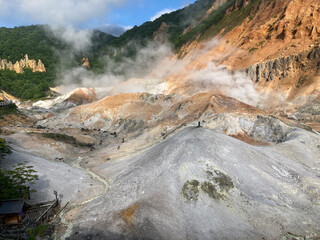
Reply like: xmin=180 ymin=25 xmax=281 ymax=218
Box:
xmin=174 ymin=0 xmax=237 ymax=52
xmin=28 ymin=224 xmax=49 ymax=240
xmin=296 ymin=75 xmax=308 ymax=88
xmin=199 ymin=0 xmax=262 ymax=41
xmin=0 ymin=103 xmax=17 ymax=117
xmin=41 ymin=133 xmax=89 ymax=147
xmin=249 ymin=47 xmax=258 ymax=53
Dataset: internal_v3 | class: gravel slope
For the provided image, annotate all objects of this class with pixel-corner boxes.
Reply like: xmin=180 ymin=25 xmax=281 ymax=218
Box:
xmin=67 ymin=127 xmax=320 ymax=240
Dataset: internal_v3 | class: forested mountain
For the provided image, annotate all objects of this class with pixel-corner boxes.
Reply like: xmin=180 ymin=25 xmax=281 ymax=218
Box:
xmin=0 ymin=25 xmax=114 ymax=99
xmin=103 ymin=0 xmax=236 ymax=58
xmin=101 ymin=0 xmax=263 ymax=57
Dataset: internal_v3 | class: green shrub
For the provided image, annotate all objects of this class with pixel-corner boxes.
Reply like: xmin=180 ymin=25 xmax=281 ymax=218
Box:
xmin=28 ymin=224 xmax=49 ymax=240
xmin=0 ymin=162 xmax=39 ymax=199
xmin=41 ymin=132 xmax=89 ymax=147
xmin=249 ymin=47 xmax=258 ymax=53
xmin=0 ymin=138 xmax=11 ymax=159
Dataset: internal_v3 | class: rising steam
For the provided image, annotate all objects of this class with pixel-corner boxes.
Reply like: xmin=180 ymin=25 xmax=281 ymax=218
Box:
xmin=44 ymin=23 xmax=259 ymax=106
xmin=189 ymin=63 xmax=260 ymax=105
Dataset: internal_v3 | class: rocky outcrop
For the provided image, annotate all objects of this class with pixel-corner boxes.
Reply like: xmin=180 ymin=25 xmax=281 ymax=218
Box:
xmin=13 ymin=61 xmax=23 ymax=73
xmin=246 ymin=47 xmax=320 ymax=82
xmin=81 ymin=57 xmax=90 ymax=69
xmin=0 ymin=54 xmax=46 ymax=73
xmin=38 ymin=92 xmax=298 ymax=144
xmin=153 ymin=22 xmax=170 ymax=44
xmin=35 ymin=59 xmax=46 ymax=72
xmin=234 ymin=0 xmax=250 ymax=9
xmin=0 ymin=90 xmax=20 ymax=103
xmin=32 ymin=88 xmax=97 ymax=111
xmin=294 ymin=96 xmax=320 ymax=123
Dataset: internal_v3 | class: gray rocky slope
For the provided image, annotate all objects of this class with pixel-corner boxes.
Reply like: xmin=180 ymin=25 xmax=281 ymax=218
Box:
xmin=246 ymin=47 xmax=320 ymax=83
xmin=67 ymin=127 xmax=320 ymax=240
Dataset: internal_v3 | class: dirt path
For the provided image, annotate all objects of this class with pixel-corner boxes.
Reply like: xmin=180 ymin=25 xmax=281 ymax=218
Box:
xmin=58 ymin=156 xmax=109 ymax=240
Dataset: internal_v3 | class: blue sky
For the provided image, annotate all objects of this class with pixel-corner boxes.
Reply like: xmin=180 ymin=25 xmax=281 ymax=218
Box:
xmin=0 ymin=0 xmax=195 ymax=35
xmin=106 ymin=0 xmax=195 ymax=26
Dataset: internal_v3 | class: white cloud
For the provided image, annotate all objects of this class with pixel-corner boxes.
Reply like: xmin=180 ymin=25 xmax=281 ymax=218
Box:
xmin=150 ymin=9 xmax=175 ymax=21
xmin=0 ymin=0 xmax=127 ymax=26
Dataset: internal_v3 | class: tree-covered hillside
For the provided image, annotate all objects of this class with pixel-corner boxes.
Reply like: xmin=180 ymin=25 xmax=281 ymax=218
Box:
xmin=103 ymin=0 xmax=262 ymax=59
xmin=104 ymin=0 xmax=219 ymax=59
xmin=0 ymin=25 xmax=114 ymax=99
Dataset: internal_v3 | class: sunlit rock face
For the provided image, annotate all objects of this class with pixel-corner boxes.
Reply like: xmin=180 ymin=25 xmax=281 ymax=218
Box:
xmin=0 ymin=54 xmax=46 ymax=73
xmin=32 ymin=87 xmax=97 ymax=111
xmin=0 ymin=90 xmax=20 ymax=103
xmin=66 ymin=127 xmax=320 ymax=240
xmin=81 ymin=57 xmax=90 ymax=69
xmin=172 ymin=0 xmax=320 ymax=119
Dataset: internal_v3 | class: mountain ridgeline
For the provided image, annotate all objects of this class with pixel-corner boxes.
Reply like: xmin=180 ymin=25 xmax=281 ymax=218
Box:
xmin=0 ymin=0 xmax=265 ymax=99
xmin=103 ymin=0 xmax=237 ymax=59
xmin=101 ymin=0 xmax=264 ymax=59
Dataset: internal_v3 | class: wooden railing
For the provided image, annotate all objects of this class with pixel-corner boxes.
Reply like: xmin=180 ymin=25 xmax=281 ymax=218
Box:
xmin=0 ymin=100 xmax=13 ymax=107
xmin=35 ymin=199 xmax=59 ymax=226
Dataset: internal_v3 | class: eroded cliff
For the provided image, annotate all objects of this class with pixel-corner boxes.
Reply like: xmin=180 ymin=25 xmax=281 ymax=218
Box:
xmin=0 ymin=54 xmax=46 ymax=73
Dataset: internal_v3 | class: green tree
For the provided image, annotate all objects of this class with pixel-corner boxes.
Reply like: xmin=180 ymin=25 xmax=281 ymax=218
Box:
xmin=0 ymin=138 xmax=11 ymax=160
xmin=0 ymin=163 xmax=39 ymax=200
xmin=0 ymin=138 xmax=39 ymax=200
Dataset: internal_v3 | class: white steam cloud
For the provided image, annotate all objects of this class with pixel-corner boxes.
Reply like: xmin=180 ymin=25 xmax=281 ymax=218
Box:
xmin=150 ymin=9 xmax=176 ymax=21
xmin=56 ymin=38 xmax=260 ymax=106
xmin=0 ymin=0 xmax=127 ymax=26
xmin=189 ymin=63 xmax=260 ymax=105
xmin=57 ymin=42 xmax=174 ymax=95
xmin=48 ymin=25 xmax=94 ymax=52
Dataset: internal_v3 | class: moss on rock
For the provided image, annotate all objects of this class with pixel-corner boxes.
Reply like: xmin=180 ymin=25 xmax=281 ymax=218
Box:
xmin=182 ymin=180 xmax=200 ymax=201
xmin=201 ymin=181 xmax=223 ymax=199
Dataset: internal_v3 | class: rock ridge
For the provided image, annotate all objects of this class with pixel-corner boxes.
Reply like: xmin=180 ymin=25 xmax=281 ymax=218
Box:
xmin=0 ymin=54 xmax=46 ymax=73
xmin=246 ymin=47 xmax=320 ymax=83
